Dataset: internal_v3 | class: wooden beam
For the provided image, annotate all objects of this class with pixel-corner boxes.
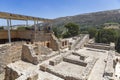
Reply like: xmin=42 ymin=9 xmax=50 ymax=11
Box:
xmin=0 ymin=12 xmax=52 ymax=22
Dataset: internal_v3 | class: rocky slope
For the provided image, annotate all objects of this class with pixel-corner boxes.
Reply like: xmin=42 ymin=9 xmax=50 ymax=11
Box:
xmin=52 ymin=9 xmax=120 ymax=27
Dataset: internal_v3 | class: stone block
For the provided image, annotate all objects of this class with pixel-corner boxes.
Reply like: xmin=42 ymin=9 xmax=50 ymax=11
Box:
xmin=49 ymin=61 xmax=55 ymax=66
xmin=80 ymin=55 xmax=85 ymax=61
xmin=49 ymin=57 xmax=63 ymax=66
xmin=40 ymin=64 xmax=47 ymax=72
xmin=27 ymin=73 xmax=38 ymax=80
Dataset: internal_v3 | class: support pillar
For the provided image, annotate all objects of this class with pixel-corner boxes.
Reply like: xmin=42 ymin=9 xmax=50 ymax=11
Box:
xmin=34 ymin=20 xmax=37 ymax=31
xmin=9 ymin=19 xmax=12 ymax=30
xmin=37 ymin=20 xmax=38 ymax=24
xmin=26 ymin=20 xmax=28 ymax=27
xmin=34 ymin=20 xmax=37 ymax=42
xmin=7 ymin=19 xmax=11 ymax=43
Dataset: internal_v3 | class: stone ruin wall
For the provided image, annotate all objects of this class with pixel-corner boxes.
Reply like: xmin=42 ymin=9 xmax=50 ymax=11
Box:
xmin=103 ymin=50 xmax=115 ymax=80
xmin=63 ymin=57 xmax=87 ymax=67
xmin=4 ymin=66 xmax=20 ymax=80
xmin=0 ymin=44 xmax=22 ymax=74
xmin=21 ymin=44 xmax=39 ymax=65
xmin=85 ymin=43 xmax=115 ymax=50
xmin=0 ymin=30 xmax=32 ymax=40
xmin=4 ymin=66 xmax=38 ymax=80
xmin=0 ymin=30 xmax=60 ymax=51
xmin=21 ymin=43 xmax=59 ymax=65
xmin=59 ymin=39 xmax=69 ymax=49
xmin=40 ymin=52 xmax=97 ymax=80
xmin=70 ymin=34 xmax=89 ymax=50
xmin=27 ymin=31 xmax=60 ymax=51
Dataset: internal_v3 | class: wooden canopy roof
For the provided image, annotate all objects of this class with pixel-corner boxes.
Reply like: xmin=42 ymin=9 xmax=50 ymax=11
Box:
xmin=0 ymin=12 xmax=51 ymax=22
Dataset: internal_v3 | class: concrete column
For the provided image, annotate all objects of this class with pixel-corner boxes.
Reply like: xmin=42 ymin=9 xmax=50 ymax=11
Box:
xmin=9 ymin=19 xmax=12 ymax=30
xmin=34 ymin=20 xmax=37 ymax=31
xmin=34 ymin=20 xmax=37 ymax=41
xmin=37 ymin=20 xmax=39 ymax=24
xmin=26 ymin=20 xmax=28 ymax=27
xmin=7 ymin=19 xmax=11 ymax=43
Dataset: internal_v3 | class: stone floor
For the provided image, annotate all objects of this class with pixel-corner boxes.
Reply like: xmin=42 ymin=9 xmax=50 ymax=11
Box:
xmin=0 ymin=72 xmax=4 ymax=80
xmin=1 ymin=47 xmax=117 ymax=80
xmin=76 ymin=47 xmax=109 ymax=80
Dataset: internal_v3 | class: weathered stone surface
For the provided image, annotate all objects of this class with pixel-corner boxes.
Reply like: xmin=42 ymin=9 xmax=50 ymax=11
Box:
xmin=0 ymin=44 xmax=22 ymax=74
xmin=4 ymin=66 xmax=20 ymax=80
xmin=21 ymin=44 xmax=39 ymax=65
xmin=104 ymin=51 xmax=115 ymax=77
xmin=85 ymin=43 xmax=115 ymax=51
xmin=40 ymin=64 xmax=48 ymax=72
xmin=72 ymin=52 xmax=87 ymax=61
xmin=49 ymin=56 xmax=63 ymax=66
xmin=63 ymin=57 xmax=87 ymax=67
xmin=70 ymin=34 xmax=89 ymax=50
xmin=27 ymin=73 xmax=38 ymax=80
xmin=81 ymin=58 xmax=97 ymax=79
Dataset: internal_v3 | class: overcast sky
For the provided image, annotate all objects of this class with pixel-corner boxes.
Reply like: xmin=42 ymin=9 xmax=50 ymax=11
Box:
xmin=0 ymin=0 xmax=120 ymax=25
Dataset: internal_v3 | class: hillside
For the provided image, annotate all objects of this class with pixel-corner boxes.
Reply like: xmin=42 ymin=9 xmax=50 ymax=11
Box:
xmin=52 ymin=9 xmax=120 ymax=28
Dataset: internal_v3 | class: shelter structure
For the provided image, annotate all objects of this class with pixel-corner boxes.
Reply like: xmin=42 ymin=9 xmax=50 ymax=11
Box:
xmin=0 ymin=12 xmax=52 ymax=43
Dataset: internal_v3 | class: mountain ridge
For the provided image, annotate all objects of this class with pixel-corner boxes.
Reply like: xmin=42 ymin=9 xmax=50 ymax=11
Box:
xmin=52 ymin=9 xmax=120 ymax=28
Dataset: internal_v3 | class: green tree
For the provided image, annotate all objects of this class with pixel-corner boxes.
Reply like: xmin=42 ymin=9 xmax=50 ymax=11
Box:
xmin=88 ymin=28 xmax=97 ymax=38
xmin=63 ymin=23 xmax=80 ymax=38
xmin=17 ymin=26 xmax=26 ymax=30
xmin=53 ymin=27 xmax=65 ymax=38
xmin=95 ymin=29 xmax=117 ymax=44
xmin=115 ymin=36 xmax=120 ymax=53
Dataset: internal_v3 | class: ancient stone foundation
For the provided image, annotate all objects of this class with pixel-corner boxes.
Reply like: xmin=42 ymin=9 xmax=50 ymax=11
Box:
xmin=103 ymin=50 xmax=115 ymax=80
xmin=21 ymin=44 xmax=39 ymax=65
xmin=4 ymin=66 xmax=20 ymax=80
xmin=63 ymin=57 xmax=87 ymax=67
xmin=49 ymin=56 xmax=63 ymax=66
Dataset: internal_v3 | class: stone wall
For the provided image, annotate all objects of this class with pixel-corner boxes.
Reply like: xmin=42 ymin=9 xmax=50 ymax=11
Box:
xmin=85 ymin=43 xmax=115 ymax=50
xmin=0 ymin=30 xmax=32 ymax=39
xmin=72 ymin=52 xmax=87 ymax=61
xmin=26 ymin=73 xmax=38 ymax=80
xmin=21 ymin=44 xmax=58 ymax=65
xmin=49 ymin=56 xmax=63 ymax=66
xmin=42 ymin=64 xmax=82 ymax=80
xmin=21 ymin=44 xmax=39 ymax=65
xmin=63 ymin=57 xmax=87 ymax=67
xmin=4 ymin=65 xmax=38 ymax=80
xmin=0 ymin=44 xmax=22 ymax=73
xmin=59 ymin=39 xmax=69 ymax=49
xmin=0 ymin=72 xmax=5 ymax=80
xmin=70 ymin=34 xmax=89 ymax=50
xmin=103 ymin=50 xmax=115 ymax=78
xmin=0 ymin=30 xmax=60 ymax=51
xmin=81 ymin=58 xmax=97 ymax=79
xmin=4 ymin=66 xmax=20 ymax=80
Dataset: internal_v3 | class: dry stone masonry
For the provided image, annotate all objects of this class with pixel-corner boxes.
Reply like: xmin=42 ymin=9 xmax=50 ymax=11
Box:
xmin=0 ymin=34 xmax=117 ymax=80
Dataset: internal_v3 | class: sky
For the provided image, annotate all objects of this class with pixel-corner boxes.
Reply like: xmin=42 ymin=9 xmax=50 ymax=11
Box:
xmin=0 ymin=0 xmax=120 ymax=26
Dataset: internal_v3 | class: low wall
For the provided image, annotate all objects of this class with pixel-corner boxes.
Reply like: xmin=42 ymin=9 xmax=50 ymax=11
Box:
xmin=21 ymin=44 xmax=39 ymax=65
xmin=81 ymin=58 xmax=97 ymax=79
xmin=45 ymin=65 xmax=82 ymax=80
xmin=63 ymin=57 xmax=87 ymax=67
xmin=4 ymin=66 xmax=20 ymax=80
xmin=104 ymin=50 xmax=115 ymax=77
xmin=49 ymin=56 xmax=63 ymax=66
xmin=71 ymin=34 xmax=89 ymax=50
xmin=0 ymin=30 xmax=60 ymax=51
xmin=0 ymin=30 xmax=32 ymax=40
xmin=0 ymin=44 xmax=22 ymax=74
xmin=85 ymin=43 xmax=115 ymax=50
